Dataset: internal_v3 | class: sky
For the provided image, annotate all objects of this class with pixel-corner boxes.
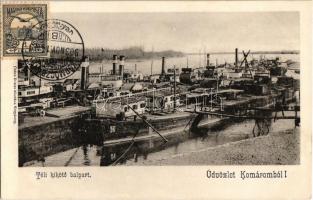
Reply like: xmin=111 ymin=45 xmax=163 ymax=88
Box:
xmin=54 ymin=12 xmax=299 ymax=53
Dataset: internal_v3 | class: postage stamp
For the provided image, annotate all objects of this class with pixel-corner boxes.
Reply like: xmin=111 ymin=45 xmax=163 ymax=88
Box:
xmin=21 ymin=19 xmax=85 ymax=81
xmin=2 ymin=4 xmax=47 ymax=57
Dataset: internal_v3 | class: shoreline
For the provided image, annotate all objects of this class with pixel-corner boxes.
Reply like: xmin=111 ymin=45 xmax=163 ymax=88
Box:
xmin=126 ymin=128 xmax=300 ymax=166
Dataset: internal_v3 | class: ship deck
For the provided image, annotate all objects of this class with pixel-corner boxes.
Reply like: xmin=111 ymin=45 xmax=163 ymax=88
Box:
xmin=144 ymin=111 xmax=193 ymax=120
xmin=103 ymin=117 xmax=222 ymax=146
xmin=222 ymin=94 xmax=279 ymax=107
xmin=19 ymin=106 xmax=91 ymax=129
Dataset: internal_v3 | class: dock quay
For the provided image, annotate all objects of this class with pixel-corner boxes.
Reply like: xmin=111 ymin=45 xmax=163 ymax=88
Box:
xmin=19 ymin=106 xmax=91 ymax=129
xmin=18 ymin=106 xmax=91 ymax=166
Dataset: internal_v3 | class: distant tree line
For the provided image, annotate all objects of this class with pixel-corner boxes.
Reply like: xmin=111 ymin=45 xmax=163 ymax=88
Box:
xmin=84 ymin=46 xmax=185 ymax=61
xmin=188 ymin=50 xmax=300 ymax=55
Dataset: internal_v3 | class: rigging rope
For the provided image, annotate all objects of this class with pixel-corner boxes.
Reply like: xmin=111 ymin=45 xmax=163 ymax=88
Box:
xmin=110 ymin=105 xmax=168 ymax=166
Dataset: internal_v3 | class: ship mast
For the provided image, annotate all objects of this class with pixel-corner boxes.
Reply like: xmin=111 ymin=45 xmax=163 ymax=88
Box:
xmin=187 ymin=56 xmax=189 ymax=68
xmin=39 ymin=62 xmax=41 ymax=97
xmin=204 ymin=46 xmax=207 ymax=67
xmin=173 ymin=65 xmax=176 ymax=112
xmin=150 ymin=46 xmax=154 ymax=76
xmin=198 ymin=49 xmax=201 ymax=67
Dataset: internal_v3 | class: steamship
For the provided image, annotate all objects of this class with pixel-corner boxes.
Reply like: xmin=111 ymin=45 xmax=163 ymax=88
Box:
xmin=78 ymin=56 xmax=220 ymax=147
xmin=18 ymin=47 xmax=300 ymax=166
xmin=82 ymin=50 xmax=299 ymax=151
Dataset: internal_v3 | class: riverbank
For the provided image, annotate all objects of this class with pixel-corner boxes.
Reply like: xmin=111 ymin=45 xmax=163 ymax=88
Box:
xmin=86 ymin=46 xmax=184 ymax=61
xmin=126 ymin=128 xmax=300 ymax=165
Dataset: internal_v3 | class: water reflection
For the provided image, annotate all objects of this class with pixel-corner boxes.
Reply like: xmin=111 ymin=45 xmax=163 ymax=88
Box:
xmin=27 ymin=115 xmax=296 ymax=166
xmin=100 ymin=116 xmax=294 ymax=166
xmin=100 ymin=120 xmax=253 ymax=166
xmin=82 ymin=145 xmax=91 ymax=165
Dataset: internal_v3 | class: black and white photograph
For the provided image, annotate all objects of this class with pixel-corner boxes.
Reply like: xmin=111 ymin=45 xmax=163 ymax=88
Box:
xmin=1 ymin=1 xmax=312 ymax=200
xmin=15 ymin=10 xmax=302 ymax=167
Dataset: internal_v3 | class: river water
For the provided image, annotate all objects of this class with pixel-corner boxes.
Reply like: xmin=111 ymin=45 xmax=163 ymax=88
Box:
xmin=27 ymin=114 xmax=297 ymax=167
xmin=88 ymin=53 xmax=300 ymax=76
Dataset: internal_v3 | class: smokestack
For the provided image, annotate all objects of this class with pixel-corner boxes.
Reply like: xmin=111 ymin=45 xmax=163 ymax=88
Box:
xmin=235 ymin=48 xmax=238 ymax=67
xmin=112 ymin=54 xmax=117 ymax=75
xmin=24 ymin=63 xmax=31 ymax=85
xmin=119 ymin=55 xmax=125 ymax=77
xmin=206 ymin=54 xmax=210 ymax=67
xmin=81 ymin=56 xmax=90 ymax=90
xmin=161 ymin=57 xmax=166 ymax=75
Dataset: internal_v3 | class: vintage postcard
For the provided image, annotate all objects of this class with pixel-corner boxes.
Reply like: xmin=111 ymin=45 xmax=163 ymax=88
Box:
xmin=1 ymin=1 xmax=311 ymax=199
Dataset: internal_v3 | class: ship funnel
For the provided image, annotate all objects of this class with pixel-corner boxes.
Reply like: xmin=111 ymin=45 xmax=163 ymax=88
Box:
xmin=161 ymin=57 xmax=166 ymax=75
xmin=206 ymin=54 xmax=210 ymax=67
xmin=112 ymin=54 xmax=118 ymax=75
xmin=81 ymin=56 xmax=90 ymax=90
xmin=119 ymin=55 xmax=125 ymax=77
xmin=235 ymin=48 xmax=238 ymax=67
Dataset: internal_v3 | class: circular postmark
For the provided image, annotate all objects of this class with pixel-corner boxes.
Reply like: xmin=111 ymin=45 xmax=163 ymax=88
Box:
xmin=22 ymin=19 xmax=84 ymax=81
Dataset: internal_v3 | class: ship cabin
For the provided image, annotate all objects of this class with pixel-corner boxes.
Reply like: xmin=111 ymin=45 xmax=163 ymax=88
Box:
xmin=168 ymin=74 xmax=180 ymax=83
xmin=120 ymin=82 xmax=145 ymax=93
xmin=203 ymin=66 xmax=216 ymax=78
xmin=249 ymin=59 xmax=259 ymax=68
xmin=89 ymin=73 xmax=123 ymax=89
xmin=276 ymin=76 xmax=295 ymax=88
xmin=254 ymin=67 xmax=271 ymax=78
xmin=230 ymin=77 xmax=270 ymax=96
xmin=150 ymin=74 xmax=161 ymax=84
xmin=101 ymin=88 xmax=116 ymax=98
xmin=18 ymin=85 xmax=54 ymax=105
xmin=18 ymin=72 xmax=30 ymax=86
xmin=230 ymin=78 xmax=255 ymax=92
xmin=255 ymin=71 xmax=270 ymax=78
xmin=254 ymin=74 xmax=271 ymax=85
xmin=100 ymin=87 xmax=132 ymax=98
xmin=263 ymin=57 xmax=288 ymax=76
xmin=162 ymin=73 xmax=180 ymax=83
xmin=123 ymin=69 xmax=144 ymax=82
xmin=241 ymin=71 xmax=255 ymax=79
xmin=193 ymin=67 xmax=206 ymax=79
xmin=185 ymin=88 xmax=211 ymax=109
xmin=227 ymin=68 xmax=243 ymax=79
xmin=146 ymin=90 xmax=180 ymax=111
xmin=185 ymin=88 xmax=245 ymax=111
xmin=216 ymin=89 xmax=244 ymax=100
xmin=179 ymin=68 xmax=198 ymax=84
xmin=274 ymin=77 xmax=297 ymax=103
xmin=199 ymin=78 xmax=220 ymax=89
xmin=275 ymin=62 xmax=288 ymax=77
xmin=167 ymin=68 xmax=180 ymax=75
xmin=63 ymin=79 xmax=80 ymax=91
xmin=95 ymin=96 xmax=146 ymax=119
xmin=165 ymin=68 xmax=180 ymax=83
